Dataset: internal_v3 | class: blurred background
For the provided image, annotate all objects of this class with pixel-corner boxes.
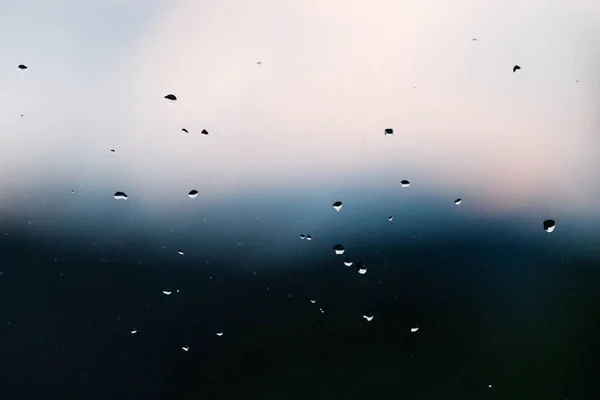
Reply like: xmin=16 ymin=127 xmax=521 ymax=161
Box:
xmin=1 ymin=0 xmax=600 ymax=398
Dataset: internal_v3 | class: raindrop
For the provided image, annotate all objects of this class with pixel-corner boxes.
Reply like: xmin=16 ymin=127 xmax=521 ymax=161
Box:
xmin=410 ymin=325 xmax=419 ymax=333
xmin=201 ymin=129 xmax=209 ymax=135
xmin=130 ymin=330 xmax=137 ymax=335
xmin=114 ymin=191 xmax=128 ymax=200
xmin=384 ymin=128 xmax=394 ymax=136
xmin=216 ymin=331 xmax=224 ymax=337
xmin=400 ymin=180 xmax=410 ymax=187
xmin=181 ymin=346 xmax=190 ymax=352
xmin=356 ymin=262 xmax=367 ymax=275
xmin=182 ymin=128 xmax=189 ymax=134
xmin=362 ymin=313 xmax=374 ymax=322
xmin=164 ymin=94 xmax=177 ymax=101
xmin=162 ymin=290 xmax=172 ymax=296
xmin=110 ymin=149 xmax=115 ymax=153
xmin=177 ymin=249 xmax=184 ymax=256
xmin=188 ymin=190 xmax=199 ymax=199
xmin=306 ymin=235 xmax=312 ymax=241
xmin=388 ymin=216 xmax=393 ymax=221
xmin=18 ymin=64 xmax=27 ymax=71
xmin=300 ymin=234 xmax=306 ymax=240
xmin=543 ymin=219 xmax=556 ymax=233
xmin=513 ymin=65 xmax=521 ymax=73
xmin=333 ymin=244 xmax=345 ymax=255
xmin=454 ymin=198 xmax=462 ymax=205
xmin=343 ymin=258 xmax=353 ymax=267
xmin=310 ymin=299 xmax=316 ymax=304
xmin=332 ymin=201 xmax=343 ymax=212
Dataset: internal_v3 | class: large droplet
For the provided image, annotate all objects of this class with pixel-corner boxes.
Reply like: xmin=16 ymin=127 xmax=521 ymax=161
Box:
xmin=343 ymin=258 xmax=353 ymax=267
xmin=362 ymin=313 xmax=374 ymax=322
xmin=188 ymin=190 xmax=199 ymax=199
xmin=162 ymin=290 xmax=172 ymax=296
xmin=410 ymin=325 xmax=420 ymax=333
xmin=110 ymin=149 xmax=115 ymax=153
xmin=181 ymin=346 xmax=190 ymax=352
xmin=306 ymin=235 xmax=312 ymax=241
xmin=356 ymin=262 xmax=367 ymax=275
xmin=513 ymin=65 xmax=521 ymax=73
xmin=388 ymin=216 xmax=393 ymax=221
xmin=114 ymin=191 xmax=128 ymax=200
xmin=18 ymin=64 xmax=28 ymax=71
xmin=310 ymin=299 xmax=316 ymax=304
xmin=400 ymin=180 xmax=410 ymax=187
xmin=384 ymin=128 xmax=394 ymax=136
xmin=201 ymin=129 xmax=209 ymax=135
xmin=543 ymin=219 xmax=555 ymax=233
xmin=216 ymin=331 xmax=224 ymax=337
xmin=182 ymin=128 xmax=189 ymax=134
xmin=332 ymin=201 xmax=343 ymax=212
xmin=333 ymin=244 xmax=345 ymax=255
xmin=177 ymin=249 xmax=184 ymax=256
xmin=164 ymin=94 xmax=177 ymax=101
xmin=300 ymin=234 xmax=306 ymax=240
xmin=454 ymin=198 xmax=462 ymax=205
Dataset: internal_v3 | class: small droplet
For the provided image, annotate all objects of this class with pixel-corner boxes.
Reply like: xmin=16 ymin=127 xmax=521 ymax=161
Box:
xmin=388 ymin=216 xmax=393 ymax=221
xmin=319 ymin=308 xmax=325 ymax=313
xmin=472 ymin=38 xmax=478 ymax=41
xmin=454 ymin=198 xmax=462 ymax=205
xmin=110 ymin=149 xmax=115 ymax=153
xmin=343 ymin=258 xmax=353 ymax=267
xmin=384 ymin=128 xmax=394 ymax=136
xmin=130 ymin=330 xmax=137 ymax=335
xmin=18 ymin=64 xmax=28 ymax=71
xmin=543 ymin=219 xmax=556 ymax=233
xmin=164 ymin=94 xmax=177 ymax=101
xmin=257 ymin=61 xmax=262 ymax=66
xmin=362 ymin=313 xmax=374 ymax=322
xmin=114 ymin=191 xmax=128 ymax=200
xmin=201 ymin=129 xmax=209 ymax=135
xmin=400 ymin=180 xmax=410 ymax=187
xmin=488 ymin=385 xmax=492 ymax=388
xmin=181 ymin=346 xmax=190 ymax=352
xmin=216 ymin=331 xmax=224 ymax=337
xmin=182 ymin=128 xmax=189 ymax=134
xmin=306 ymin=235 xmax=312 ymax=241
xmin=299 ymin=234 xmax=306 ymax=240
xmin=310 ymin=299 xmax=316 ymax=304
xmin=332 ymin=201 xmax=343 ymax=212
xmin=333 ymin=244 xmax=345 ymax=255
xmin=513 ymin=65 xmax=521 ymax=73
xmin=71 ymin=189 xmax=74 ymax=193
xmin=177 ymin=249 xmax=184 ymax=256
xmin=410 ymin=325 xmax=419 ymax=333
xmin=188 ymin=190 xmax=199 ymax=199
xmin=356 ymin=262 xmax=367 ymax=275
xmin=162 ymin=290 xmax=172 ymax=296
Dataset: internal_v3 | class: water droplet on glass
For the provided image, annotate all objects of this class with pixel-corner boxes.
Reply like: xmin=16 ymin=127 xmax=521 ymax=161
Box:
xmin=181 ymin=346 xmax=190 ymax=352
xmin=257 ymin=61 xmax=262 ymax=66
xmin=182 ymin=128 xmax=189 ymax=134
xmin=300 ymin=234 xmax=306 ymax=240
xmin=332 ymin=201 xmax=343 ymax=212
xmin=400 ymin=180 xmax=410 ymax=187
xmin=333 ymin=244 xmax=345 ymax=255
xmin=114 ymin=191 xmax=128 ymax=200
xmin=488 ymin=385 xmax=492 ymax=388
xmin=18 ymin=64 xmax=28 ymax=71
xmin=306 ymin=235 xmax=312 ymax=241
xmin=472 ymin=38 xmax=478 ymax=41
xmin=130 ymin=330 xmax=137 ymax=335
xmin=177 ymin=249 xmax=184 ymax=256
xmin=356 ymin=263 xmax=367 ymax=275
xmin=164 ymin=94 xmax=177 ymax=101
xmin=343 ymin=258 xmax=353 ymax=267
xmin=454 ymin=198 xmax=462 ymax=205
xmin=188 ymin=190 xmax=199 ymax=199
xmin=513 ymin=65 xmax=521 ymax=73
xmin=388 ymin=216 xmax=393 ymax=221
xmin=362 ymin=313 xmax=374 ymax=322
xmin=384 ymin=128 xmax=394 ymax=136
xmin=319 ymin=308 xmax=325 ymax=313
xmin=410 ymin=325 xmax=419 ymax=333
xmin=201 ymin=129 xmax=209 ymax=135
xmin=310 ymin=299 xmax=316 ymax=304
xmin=216 ymin=331 xmax=224 ymax=337
xmin=162 ymin=290 xmax=172 ymax=296
xmin=543 ymin=219 xmax=556 ymax=233
xmin=110 ymin=149 xmax=115 ymax=153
